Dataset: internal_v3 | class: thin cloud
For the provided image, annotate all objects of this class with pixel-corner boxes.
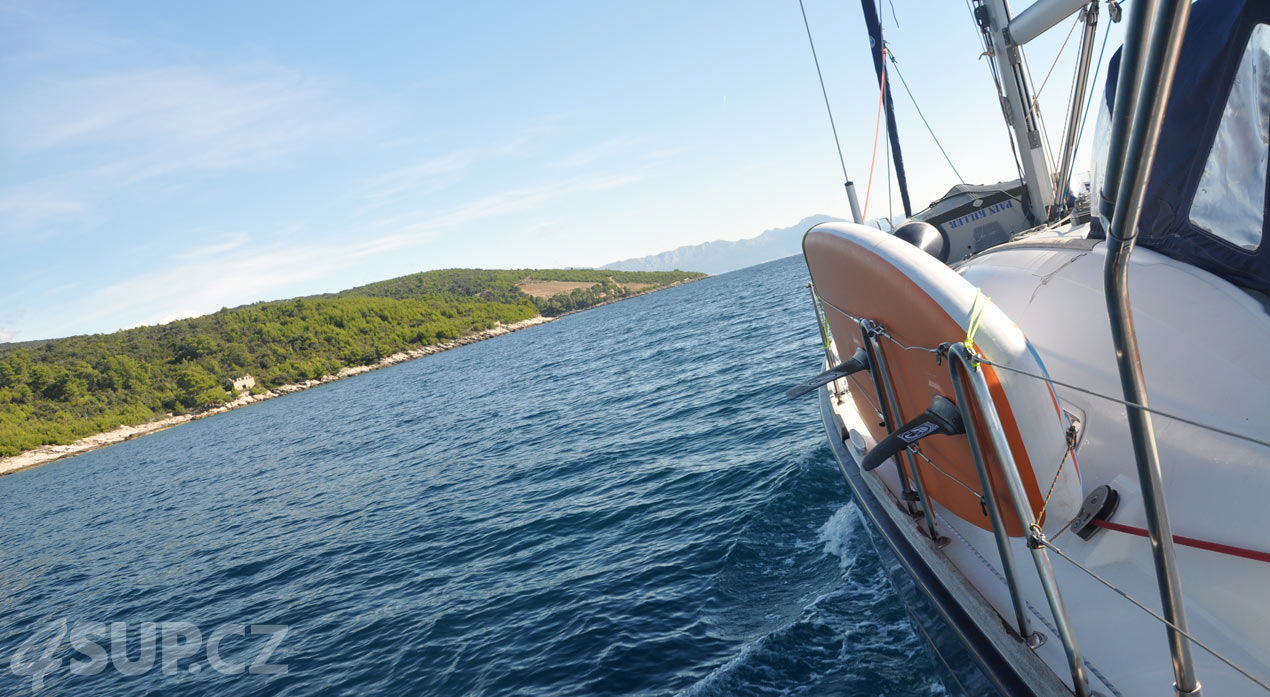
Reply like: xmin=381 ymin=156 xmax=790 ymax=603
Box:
xmin=172 ymin=231 xmax=252 ymax=261
xmin=5 ymin=66 xmax=330 ymax=153
xmin=43 ymin=242 xmax=351 ymax=339
xmin=363 ymin=171 xmax=649 ymax=251
xmin=359 ymin=151 xmax=477 ymax=204
xmin=549 ymin=137 xmax=647 ymax=169
xmin=356 ymin=130 xmax=545 ymax=210
xmin=24 ymin=169 xmax=649 ymax=339
xmin=0 ymin=65 xmax=371 ymax=235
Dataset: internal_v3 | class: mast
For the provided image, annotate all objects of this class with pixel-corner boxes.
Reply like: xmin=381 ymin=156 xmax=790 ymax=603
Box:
xmin=973 ymin=0 xmax=1055 ymax=224
xmin=860 ymin=0 xmax=913 ymax=219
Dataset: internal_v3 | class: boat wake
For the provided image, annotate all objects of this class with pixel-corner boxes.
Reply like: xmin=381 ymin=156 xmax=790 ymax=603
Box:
xmin=678 ymin=502 xmax=948 ymax=697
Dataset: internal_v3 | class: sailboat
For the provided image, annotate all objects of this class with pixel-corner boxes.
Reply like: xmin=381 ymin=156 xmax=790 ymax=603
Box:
xmin=792 ymin=0 xmax=1270 ymax=695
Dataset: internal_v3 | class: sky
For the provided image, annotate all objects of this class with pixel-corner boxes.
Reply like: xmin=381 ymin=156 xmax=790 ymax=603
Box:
xmin=0 ymin=0 xmax=1125 ymax=341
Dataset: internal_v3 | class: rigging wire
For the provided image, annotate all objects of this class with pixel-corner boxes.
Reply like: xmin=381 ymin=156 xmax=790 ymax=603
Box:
xmin=1060 ymin=18 xmax=1114 ymax=212
xmin=797 ymin=0 xmax=852 ymax=190
xmin=1034 ymin=14 xmax=1082 ymax=102
xmin=1050 ymin=13 xmax=1087 ymax=190
xmin=1031 ymin=13 xmax=1083 ymax=179
xmin=888 ymin=53 xmax=966 ymax=184
xmin=965 ymin=0 xmax=1029 ymax=200
xmin=1024 ymin=50 xmax=1060 ymax=176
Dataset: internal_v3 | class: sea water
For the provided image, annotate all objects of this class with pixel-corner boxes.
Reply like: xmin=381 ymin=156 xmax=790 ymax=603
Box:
xmin=0 ymin=255 xmax=947 ymax=696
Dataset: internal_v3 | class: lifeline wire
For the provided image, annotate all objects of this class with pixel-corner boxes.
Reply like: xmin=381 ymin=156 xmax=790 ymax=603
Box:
xmin=1041 ymin=538 xmax=1270 ymax=693
xmin=798 ymin=0 xmax=851 ymax=187
xmin=814 ymin=293 xmax=1270 ymax=452
xmin=817 ymin=293 xmax=1270 ymax=689
xmin=907 ymin=444 xmax=985 ymax=503
xmin=970 ymin=350 xmax=1270 ymax=452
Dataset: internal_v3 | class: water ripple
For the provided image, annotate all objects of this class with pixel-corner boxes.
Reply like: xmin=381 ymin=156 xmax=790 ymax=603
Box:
xmin=0 ymin=256 xmax=945 ymax=696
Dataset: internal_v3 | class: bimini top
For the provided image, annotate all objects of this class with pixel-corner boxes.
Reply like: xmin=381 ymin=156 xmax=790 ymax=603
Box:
xmin=1096 ymin=0 xmax=1270 ymax=294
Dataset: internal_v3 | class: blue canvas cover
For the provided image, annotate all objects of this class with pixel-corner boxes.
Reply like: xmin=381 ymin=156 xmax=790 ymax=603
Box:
xmin=1099 ymin=0 xmax=1270 ymax=293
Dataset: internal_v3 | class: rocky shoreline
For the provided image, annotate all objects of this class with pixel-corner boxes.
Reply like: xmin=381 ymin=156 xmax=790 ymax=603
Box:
xmin=0 ymin=315 xmax=555 ymax=478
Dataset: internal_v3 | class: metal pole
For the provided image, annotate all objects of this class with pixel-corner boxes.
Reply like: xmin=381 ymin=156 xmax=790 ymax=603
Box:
xmin=979 ymin=0 xmax=1056 ymax=224
xmin=806 ymin=283 xmax=842 ymax=396
xmin=859 ymin=320 xmax=920 ymax=517
xmin=1052 ymin=2 xmax=1099 ymax=216
xmin=950 ymin=344 xmax=1091 ymax=697
xmin=1102 ymin=0 xmax=1200 ymax=693
xmin=862 ymin=320 xmax=941 ymax=539
xmin=845 ymin=180 xmax=864 ymax=225
xmin=947 ymin=353 xmax=1039 ymax=647
xmin=1097 ymin=0 xmax=1154 ymax=224
xmin=1007 ymin=0 xmax=1089 ymax=46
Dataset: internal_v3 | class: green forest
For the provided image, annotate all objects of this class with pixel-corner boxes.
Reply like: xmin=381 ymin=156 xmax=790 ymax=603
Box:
xmin=0 ymin=267 xmax=704 ymax=456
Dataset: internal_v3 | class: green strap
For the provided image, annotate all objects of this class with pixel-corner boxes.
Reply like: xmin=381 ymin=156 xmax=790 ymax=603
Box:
xmin=818 ymin=300 xmax=832 ymax=351
xmin=965 ymin=289 xmax=987 ymax=365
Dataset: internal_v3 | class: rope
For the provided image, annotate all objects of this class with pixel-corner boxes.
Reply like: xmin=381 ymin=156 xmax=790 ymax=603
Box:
xmin=1089 ymin=519 xmax=1270 ymax=565
xmin=888 ymin=52 xmax=966 ymax=184
xmin=797 ymin=0 xmax=851 ymax=187
xmin=1041 ymin=538 xmax=1270 ymax=692
xmin=862 ymin=46 xmax=890 ymax=222
xmin=1034 ymin=426 xmax=1077 ymax=528
xmin=815 ymin=272 xmax=1270 ymax=690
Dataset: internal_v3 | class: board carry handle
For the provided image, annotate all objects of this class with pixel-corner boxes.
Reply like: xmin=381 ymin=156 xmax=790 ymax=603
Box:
xmin=861 ymin=395 xmax=965 ymax=471
xmin=785 ymin=347 xmax=870 ymax=400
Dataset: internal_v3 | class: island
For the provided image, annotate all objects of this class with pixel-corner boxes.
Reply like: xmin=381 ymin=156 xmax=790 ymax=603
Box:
xmin=0 ymin=267 xmax=705 ymax=472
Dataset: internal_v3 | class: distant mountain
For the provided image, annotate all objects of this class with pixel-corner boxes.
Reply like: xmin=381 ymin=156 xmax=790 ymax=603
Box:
xmin=602 ymin=215 xmax=847 ymax=275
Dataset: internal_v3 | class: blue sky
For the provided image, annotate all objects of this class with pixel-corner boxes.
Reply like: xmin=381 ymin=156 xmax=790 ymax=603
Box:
xmin=1 ymin=1 xmax=1123 ymax=341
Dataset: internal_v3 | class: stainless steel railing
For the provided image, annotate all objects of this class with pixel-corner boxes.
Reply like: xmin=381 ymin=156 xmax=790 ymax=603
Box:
xmin=946 ymin=343 xmax=1091 ymax=697
xmin=861 ymin=319 xmax=942 ymax=541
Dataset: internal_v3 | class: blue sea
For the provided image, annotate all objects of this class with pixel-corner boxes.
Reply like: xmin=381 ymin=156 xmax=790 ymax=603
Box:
xmin=0 ymin=255 xmax=947 ymax=696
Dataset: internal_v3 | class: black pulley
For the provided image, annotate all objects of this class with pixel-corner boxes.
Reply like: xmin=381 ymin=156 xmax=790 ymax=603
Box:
xmin=1071 ymin=485 xmax=1120 ymax=540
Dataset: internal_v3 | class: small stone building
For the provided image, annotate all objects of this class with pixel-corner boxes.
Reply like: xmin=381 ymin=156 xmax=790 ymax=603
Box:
xmin=230 ymin=375 xmax=256 ymax=392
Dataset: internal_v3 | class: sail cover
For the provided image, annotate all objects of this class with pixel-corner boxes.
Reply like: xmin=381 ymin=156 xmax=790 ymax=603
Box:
xmin=1098 ymin=0 xmax=1270 ymax=294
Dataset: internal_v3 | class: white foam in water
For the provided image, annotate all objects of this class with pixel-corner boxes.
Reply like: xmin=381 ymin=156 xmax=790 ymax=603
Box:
xmin=675 ymin=501 xmax=955 ymax=697
xmin=817 ymin=502 xmax=864 ymax=571
xmin=675 ymin=637 xmax=768 ymax=697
